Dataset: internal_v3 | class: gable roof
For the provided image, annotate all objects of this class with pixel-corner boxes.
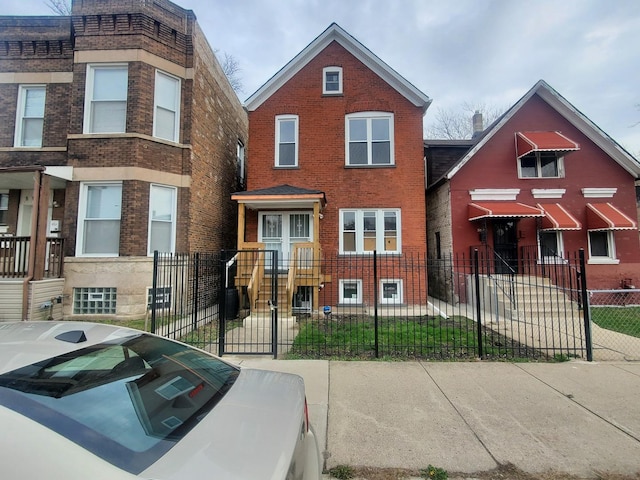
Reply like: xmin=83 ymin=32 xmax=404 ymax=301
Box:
xmin=443 ymin=80 xmax=640 ymax=181
xmin=244 ymin=23 xmax=431 ymax=112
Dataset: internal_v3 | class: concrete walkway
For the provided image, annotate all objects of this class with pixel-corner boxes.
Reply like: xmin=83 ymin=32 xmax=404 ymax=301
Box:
xmin=227 ymin=357 xmax=640 ymax=479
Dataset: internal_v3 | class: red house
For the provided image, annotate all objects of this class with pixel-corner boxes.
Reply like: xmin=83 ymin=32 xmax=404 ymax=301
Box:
xmin=232 ymin=23 xmax=431 ymax=314
xmin=425 ymin=80 xmax=640 ymax=290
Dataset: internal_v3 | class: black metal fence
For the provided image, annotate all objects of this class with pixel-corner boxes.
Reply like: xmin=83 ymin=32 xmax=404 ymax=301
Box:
xmin=149 ymin=251 xmax=223 ymax=350
xmin=151 ymin=248 xmax=592 ymax=361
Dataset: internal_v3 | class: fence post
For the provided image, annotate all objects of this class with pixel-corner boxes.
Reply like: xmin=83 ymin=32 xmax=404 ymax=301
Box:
xmin=578 ymin=249 xmax=593 ymax=361
xmin=192 ymin=253 xmax=200 ymax=332
xmin=373 ymin=250 xmax=379 ymax=358
xmin=273 ymin=250 xmax=279 ymax=359
xmin=151 ymin=250 xmax=158 ymax=334
xmin=219 ymin=251 xmax=227 ymax=356
xmin=474 ymin=248 xmax=483 ymax=358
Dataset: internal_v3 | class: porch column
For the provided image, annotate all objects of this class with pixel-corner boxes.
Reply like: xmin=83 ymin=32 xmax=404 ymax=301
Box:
xmin=32 ymin=172 xmax=50 ymax=281
xmin=313 ymin=201 xmax=320 ymax=248
xmin=313 ymin=201 xmax=320 ymax=313
xmin=237 ymin=202 xmax=245 ymax=249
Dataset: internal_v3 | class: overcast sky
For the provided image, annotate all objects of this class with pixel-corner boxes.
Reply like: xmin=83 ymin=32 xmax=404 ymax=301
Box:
xmin=4 ymin=0 xmax=640 ymax=156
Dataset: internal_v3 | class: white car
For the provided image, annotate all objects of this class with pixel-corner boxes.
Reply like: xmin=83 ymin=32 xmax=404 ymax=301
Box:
xmin=0 ymin=322 xmax=322 ymax=480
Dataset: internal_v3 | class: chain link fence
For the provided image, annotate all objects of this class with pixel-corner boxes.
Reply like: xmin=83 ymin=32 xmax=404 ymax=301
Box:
xmin=588 ymin=289 xmax=640 ymax=361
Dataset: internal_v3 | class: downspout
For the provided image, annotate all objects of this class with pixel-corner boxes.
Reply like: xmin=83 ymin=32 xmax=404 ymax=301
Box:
xmin=21 ymin=170 xmax=43 ymax=320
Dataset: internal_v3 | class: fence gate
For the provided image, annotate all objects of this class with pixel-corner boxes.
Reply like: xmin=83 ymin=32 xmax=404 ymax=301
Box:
xmin=219 ymin=250 xmax=279 ymax=356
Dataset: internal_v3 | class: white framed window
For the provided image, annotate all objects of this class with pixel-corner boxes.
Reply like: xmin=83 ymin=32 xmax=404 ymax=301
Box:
xmin=518 ymin=152 xmax=564 ymax=178
xmin=153 ymin=70 xmax=181 ymax=142
xmin=76 ymin=182 xmax=122 ymax=256
xmin=275 ymin=115 xmax=298 ymax=167
xmin=15 ymin=85 xmax=46 ymax=147
xmin=340 ymin=279 xmax=362 ymax=304
xmin=538 ymin=231 xmax=565 ymax=262
xmin=148 ymin=184 xmax=177 ymax=255
xmin=340 ymin=209 xmax=401 ymax=254
xmin=323 ymin=66 xmax=342 ymax=94
xmin=587 ymin=230 xmax=619 ymax=264
xmin=0 ymin=192 xmax=8 ymax=227
xmin=84 ymin=64 xmax=128 ymax=134
xmin=237 ymin=140 xmax=246 ymax=187
xmin=381 ymin=279 xmax=403 ymax=305
xmin=346 ymin=112 xmax=394 ymax=166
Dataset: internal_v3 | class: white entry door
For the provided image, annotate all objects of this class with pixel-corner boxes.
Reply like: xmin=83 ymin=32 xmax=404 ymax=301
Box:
xmin=259 ymin=211 xmax=312 ymax=270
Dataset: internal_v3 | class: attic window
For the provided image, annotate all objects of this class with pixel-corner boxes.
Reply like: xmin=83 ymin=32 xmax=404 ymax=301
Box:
xmin=323 ymin=66 xmax=342 ymax=94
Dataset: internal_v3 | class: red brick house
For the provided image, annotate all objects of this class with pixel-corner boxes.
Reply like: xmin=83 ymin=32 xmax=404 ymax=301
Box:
xmin=0 ymin=0 xmax=247 ymax=320
xmin=232 ymin=23 xmax=431 ymax=313
xmin=425 ymin=80 xmax=640 ymax=290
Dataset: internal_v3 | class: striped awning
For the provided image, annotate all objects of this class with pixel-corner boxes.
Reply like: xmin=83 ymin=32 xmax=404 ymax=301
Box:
xmin=468 ymin=202 xmax=544 ymax=221
xmin=586 ymin=203 xmax=637 ymax=231
xmin=516 ymin=131 xmax=580 ymax=158
xmin=538 ymin=204 xmax=581 ymax=231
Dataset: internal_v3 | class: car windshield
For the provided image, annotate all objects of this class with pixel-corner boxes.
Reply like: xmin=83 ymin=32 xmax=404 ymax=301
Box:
xmin=0 ymin=333 xmax=239 ymax=474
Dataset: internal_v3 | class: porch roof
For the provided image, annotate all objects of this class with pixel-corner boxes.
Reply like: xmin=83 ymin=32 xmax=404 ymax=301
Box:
xmin=468 ymin=202 xmax=544 ymax=221
xmin=516 ymin=131 xmax=580 ymax=159
xmin=232 ymin=184 xmax=327 ymax=209
xmin=538 ymin=203 xmax=582 ymax=231
xmin=586 ymin=203 xmax=637 ymax=231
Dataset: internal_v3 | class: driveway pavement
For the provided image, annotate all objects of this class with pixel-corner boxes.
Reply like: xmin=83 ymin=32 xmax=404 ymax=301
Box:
xmin=227 ymin=357 xmax=640 ymax=479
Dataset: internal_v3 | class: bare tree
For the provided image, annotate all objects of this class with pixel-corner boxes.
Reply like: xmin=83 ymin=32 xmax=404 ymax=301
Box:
xmin=425 ymin=101 xmax=506 ymax=140
xmin=219 ymin=51 xmax=244 ymax=94
xmin=45 ymin=0 xmax=71 ymax=15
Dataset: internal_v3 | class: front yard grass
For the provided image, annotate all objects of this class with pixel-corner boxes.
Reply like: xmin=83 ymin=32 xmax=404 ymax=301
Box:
xmin=590 ymin=306 xmax=640 ymax=338
xmin=287 ymin=314 xmax=545 ymax=360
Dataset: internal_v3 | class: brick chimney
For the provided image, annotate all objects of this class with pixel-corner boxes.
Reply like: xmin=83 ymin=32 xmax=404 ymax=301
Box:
xmin=472 ymin=111 xmax=483 ymax=138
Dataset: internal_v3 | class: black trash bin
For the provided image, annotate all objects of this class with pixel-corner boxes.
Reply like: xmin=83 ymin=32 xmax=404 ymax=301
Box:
xmin=224 ymin=288 xmax=239 ymax=320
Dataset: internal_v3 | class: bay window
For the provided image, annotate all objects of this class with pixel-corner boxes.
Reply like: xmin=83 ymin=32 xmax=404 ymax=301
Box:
xmin=153 ymin=70 xmax=181 ymax=142
xmin=76 ymin=183 xmax=122 ymax=256
xmin=148 ymin=184 xmax=177 ymax=255
xmin=84 ymin=64 xmax=128 ymax=134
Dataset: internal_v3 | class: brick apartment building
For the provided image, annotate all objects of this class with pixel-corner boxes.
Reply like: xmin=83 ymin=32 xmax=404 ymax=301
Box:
xmin=0 ymin=0 xmax=247 ymax=320
xmin=232 ymin=23 xmax=431 ymax=313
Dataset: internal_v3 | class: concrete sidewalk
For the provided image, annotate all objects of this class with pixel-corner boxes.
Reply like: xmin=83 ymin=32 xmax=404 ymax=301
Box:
xmin=227 ymin=357 xmax=640 ymax=479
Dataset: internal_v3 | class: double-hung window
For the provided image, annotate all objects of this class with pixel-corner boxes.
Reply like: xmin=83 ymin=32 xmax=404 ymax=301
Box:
xmin=0 ymin=193 xmax=8 ymax=226
xmin=15 ymin=85 xmax=46 ymax=147
xmin=340 ymin=209 xmax=401 ymax=254
xmin=275 ymin=115 xmax=298 ymax=167
xmin=77 ymin=183 xmax=122 ymax=256
xmin=519 ymin=151 xmax=563 ymax=178
xmin=84 ymin=64 xmax=128 ymax=134
xmin=153 ymin=70 xmax=181 ymax=142
xmin=323 ymin=66 xmax=342 ymax=94
xmin=237 ymin=140 xmax=246 ymax=188
xmin=346 ymin=112 xmax=393 ymax=166
xmin=148 ymin=184 xmax=177 ymax=255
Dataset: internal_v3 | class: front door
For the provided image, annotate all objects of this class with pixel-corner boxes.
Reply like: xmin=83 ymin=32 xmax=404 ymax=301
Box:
xmin=493 ymin=219 xmax=518 ymax=274
xmin=259 ymin=211 xmax=312 ymax=270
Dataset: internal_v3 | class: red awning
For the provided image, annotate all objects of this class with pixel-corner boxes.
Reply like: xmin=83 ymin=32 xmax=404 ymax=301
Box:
xmin=586 ymin=203 xmax=637 ymax=231
xmin=516 ymin=131 xmax=580 ymax=158
xmin=538 ymin=203 xmax=581 ymax=230
xmin=468 ymin=202 xmax=544 ymax=221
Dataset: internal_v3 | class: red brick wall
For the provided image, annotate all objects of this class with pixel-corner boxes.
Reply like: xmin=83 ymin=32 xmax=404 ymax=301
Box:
xmin=248 ymin=41 xmax=427 ymax=255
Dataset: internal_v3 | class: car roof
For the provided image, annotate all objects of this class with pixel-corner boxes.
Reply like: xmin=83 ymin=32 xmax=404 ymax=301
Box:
xmin=0 ymin=322 xmax=144 ymax=374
